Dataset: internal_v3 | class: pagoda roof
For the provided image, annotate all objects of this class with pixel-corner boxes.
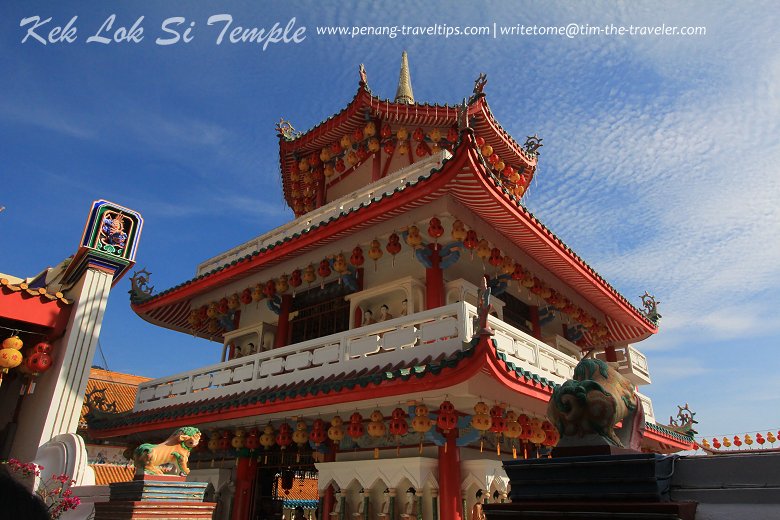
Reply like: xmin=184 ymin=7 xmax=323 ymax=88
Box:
xmin=79 ymin=367 xmax=152 ymax=430
xmin=277 ymin=74 xmax=539 ymax=210
xmin=132 ymin=131 xmax=655 ymax=345
xmin=87 ymin=336 xmax=693 ymax=452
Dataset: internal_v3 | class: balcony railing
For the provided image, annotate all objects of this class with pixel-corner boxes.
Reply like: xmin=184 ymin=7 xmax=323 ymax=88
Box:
xmin=134 ymin=302 xmax=580 ymax=412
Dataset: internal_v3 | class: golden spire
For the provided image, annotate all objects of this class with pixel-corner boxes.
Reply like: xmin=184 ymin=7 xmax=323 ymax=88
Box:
xmin=394 ymin=51 xmax=415 ymax=104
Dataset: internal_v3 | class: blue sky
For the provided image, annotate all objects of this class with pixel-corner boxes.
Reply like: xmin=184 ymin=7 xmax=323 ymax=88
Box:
xmin=1 ymin=1 xmax=778 ymax=440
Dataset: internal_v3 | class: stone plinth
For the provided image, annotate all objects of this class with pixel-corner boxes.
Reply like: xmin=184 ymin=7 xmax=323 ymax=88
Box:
xmin=94 ymin=476 xmax=215 ymax=520
xmin=484 ymin=453 xmax=697 ymax=520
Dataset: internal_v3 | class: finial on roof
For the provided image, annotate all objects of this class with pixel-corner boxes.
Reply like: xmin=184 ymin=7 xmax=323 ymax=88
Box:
xmin=359 ymin=63 xmax=368 ymax=86
xmin=394 ymin=51 xmax=415 ymax=104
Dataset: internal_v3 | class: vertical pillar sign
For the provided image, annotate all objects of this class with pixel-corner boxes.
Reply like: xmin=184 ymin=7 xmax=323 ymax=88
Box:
xmin=11 ymin=200 xmax=143 ymax=464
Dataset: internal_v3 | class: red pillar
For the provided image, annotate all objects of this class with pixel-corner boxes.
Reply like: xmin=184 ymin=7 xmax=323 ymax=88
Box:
xmin=232 ymin=457 xmax=255 ymax=520
xmin=438 ymin=429 xmax=462 ymax=520
xmin=425 ymin=244 xmax=444 ymax=310
xmin=529 ymin=306 xmax=542 ymax=339
xmin=274 ymin=294 xmax=293 ymax=349
xmin=323 ymin=484 xmax=335 ymax=519
xmin=604 ymin=345 xmax=618 ymax=362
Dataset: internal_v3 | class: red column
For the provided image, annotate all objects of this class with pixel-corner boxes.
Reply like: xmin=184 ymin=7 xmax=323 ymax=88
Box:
xmin=232 ymin=457 xmax=255 ymax=520
xmin=438 ymin=429 xmax=462 ymax=520
xmin=529 ymin=306 xmax=542 ymax=339
xmin=274 ymin=294 xmax=293 ymax=349
xmin=425 ymin=244 xmax=444 ymax=310
xmin=322 ymin=448 xmax=337 ymax=517
xmin=604 ymin=345 xmax=617 ymax=362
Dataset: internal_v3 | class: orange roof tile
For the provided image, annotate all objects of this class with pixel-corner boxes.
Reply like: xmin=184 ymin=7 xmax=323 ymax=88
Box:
xmin=90 ymin=463 xmax=135 ymax=486
xmin=80 ymin=368 xmax=152 ymax=429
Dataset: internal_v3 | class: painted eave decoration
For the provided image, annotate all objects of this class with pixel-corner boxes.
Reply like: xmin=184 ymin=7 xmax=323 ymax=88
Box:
xmin=62 ymin=200 xmax=143 ymax=286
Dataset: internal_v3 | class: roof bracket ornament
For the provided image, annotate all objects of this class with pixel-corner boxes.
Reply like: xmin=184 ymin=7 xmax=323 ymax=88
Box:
xmin=668 ymin=403 xmax=698 ymax=436
xmin=129 ymin=268 xmax=154 ymax=304
xmin=275 ymin=118 xmax=301 ymax=141
xmin=457 ymin=98 xmax=469 ymax=131
xmin=640 ymin=291 xmax=662 ymax=324
xmin=524 ymin=134 xmax=544 ymax=155
xmin=84 ymin=387 xmax=119 ymax=417
xmin=472 ymin=72 xmax=488 ymax=99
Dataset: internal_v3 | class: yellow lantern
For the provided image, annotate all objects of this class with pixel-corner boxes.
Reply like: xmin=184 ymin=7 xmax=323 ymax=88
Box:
xmin=494 ymin=160 xmax=505 ymax=171
xmin=363 ymin=122 xmax=376 ymax=138
xmin=298 ymin=158 xmax=310 ymax=172
xmin=303 ymin=264 xmax=317 ymax=286
xmin=451 ymin=220 xmax=467 ymax=242
xmin=744 ymin=434 xmax=753 ymax=446
xmin=328 ymin=416 xmax=345 ymax=443
xmin=481 ymin=144 xmax=493 ymax=157
xmin=501 ymin=256 xmax=515 ymax=275
xmin=324 ymin=164 xmax=336 ymax=178
xmin=472 ymin=401 xmax=492 ymax=453
xmin=396 ymin=127 xmax=408 ymax=140
xmin=397 ymin=141 xmax=409 ymax=156
xmin=368 ymin=239 xmax=383 ymax=270
xmin=276 ymin=274 xmax=289 ymax=294
xmin=2 ymin=336 xmax=23 ymax=350
xmin=0 ymin=348 xmax=23 ymax=370
xmin=367 ymin=410 xmax=386 ymax=438
xmin=429 ymin=128 xmax=442 ymax=142
xmin=232 ymin=428 xmax=246 ymax=449
xmin=368 ymin=138 xmax=380 ymax=153
xmin=476 ymin=240 xmax=491 ymax=261
xmin=528 ymin=418 xmax=546 ymax=446
xmin=405 ymin=226 xmax=423 ymax=248
xmin=340 ymin=134 xmax=352 ymax=149
xmin=320 ymin=148 xmax=332 ymax=162
xmin=346 ymin=151 xmax=359 ymax=166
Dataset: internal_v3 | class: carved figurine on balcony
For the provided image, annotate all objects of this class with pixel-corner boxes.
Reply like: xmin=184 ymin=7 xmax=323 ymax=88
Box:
xmin=547 ymin=355 xmax=645 ymax=450
xmin=400 ymin=488 xmax=417 ymax=519
xmin=399 ymin=299 xmax=408 ymax=317
xmin=378 ymin=304 xmax=393 ymax=322
xmin=471 ymin=489 xmax=486 ymax=520
xmin=133 ymin=426 xmax=202 ymax=476
xmin=362 ymin=309 xmax=376 ymax=326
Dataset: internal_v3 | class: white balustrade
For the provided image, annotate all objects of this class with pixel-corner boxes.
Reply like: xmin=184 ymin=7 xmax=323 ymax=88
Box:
xmin=134 ymin=302 xmax=582 ymax=411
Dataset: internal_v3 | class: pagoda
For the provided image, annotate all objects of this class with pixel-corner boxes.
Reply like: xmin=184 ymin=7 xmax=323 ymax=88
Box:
xmin=88 ymin=53 xmax=694 ymax=520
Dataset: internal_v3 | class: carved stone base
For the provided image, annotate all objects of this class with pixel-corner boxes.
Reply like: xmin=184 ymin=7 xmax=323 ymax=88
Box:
xmin=94 ymin=478 xmax=215 ymax=519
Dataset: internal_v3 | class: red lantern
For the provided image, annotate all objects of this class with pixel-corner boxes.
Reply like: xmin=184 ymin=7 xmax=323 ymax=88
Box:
xmin=490 ymin=405 xmax=507 ymax=434
xmin=335 ymin=159 xmax=346 ymax=173
xmin=347 ymin=412 xmax=365 ymax=440
xmin=436 ymin=401 xmax=457 ymax=434
xmin=263 ymin=280 xmax=276 ymax=299
xmin=290 ymin=269 xmax=302 ymax=291
xmin=356 ymin=145 xmax=369 ymax=162
xmin=475 ymin=136 xmax=485 ymax=147
xmin=350 ymin=246 xmax=365 ymax=268
xmin=217 ymin=297 xmax=229 ymax=314
xmin=24 ymin=352 xmax=52 ymax=374
xmin=245 ymin=428 xmax=260 ymax=450
xmin=276 ymin=423 xmax=292 ymax=450
xmin=318 ymin=259 xmax=331 ymax=279
xmin=427 ymin=217 xmax=444 ymax=240
xmin=447 ymin=127 xmax=458 ymax=142
xmin=218 ymin=431 xmax=232 ymax=451
xmin=240 ymin=288 xmax=253 ymax=305
xmin=412 ymin=127 xmax=425 ymax=142
xmin=384 ymin=141 xmax=395 ymax=155
xmin=331 ymin=142 xmax=342 ymax=155
xmin=415 ymin=142 xmax=429 ymax=157
xmin=488 ymin=248 xmax=503 ymax=268
xmin=386 ymin=233 xmax=402 ymax=265
xmin=389 ymin=407 xmax=409 ymax=437
xmin=381 ymin=123 xmax=393 ymax=139
xmin=352 ymin=128 xmax=364 ymax=143
xmin=310 ymin=419 xmax=327 ymax=446
xmin=463 ymin=230 xmax=478 ymax=258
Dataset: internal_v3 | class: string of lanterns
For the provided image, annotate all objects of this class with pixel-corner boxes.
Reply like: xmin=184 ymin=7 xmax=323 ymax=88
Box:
xmin=699 ymin=431 xmax=780 ymax=452
xmin=188 ymin=217 xmax=609 ymax=344
xmin=191 ymin=401 xmax=559 ymax=466
xmin=286 ymin=118 xmax=532 ymax=217
xmin=0 ymin=334 xmax=54 ymax=392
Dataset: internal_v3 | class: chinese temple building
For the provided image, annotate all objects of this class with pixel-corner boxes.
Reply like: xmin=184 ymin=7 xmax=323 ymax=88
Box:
xmin=87 ymin=53 xmax=695 ymax=520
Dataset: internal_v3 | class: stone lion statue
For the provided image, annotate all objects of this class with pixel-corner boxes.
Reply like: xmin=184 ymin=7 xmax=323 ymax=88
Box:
xmin=133 ymin=426 xmax=201 ymax=476
xmin=547 ymin=357 xmax=645 ymax=450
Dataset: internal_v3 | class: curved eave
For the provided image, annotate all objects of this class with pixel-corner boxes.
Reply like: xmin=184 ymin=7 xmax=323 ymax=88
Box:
xmin=138 ymin=131 xmax=654 ymax=343
xmin=278 ymin=85 xmax=537 ymax=209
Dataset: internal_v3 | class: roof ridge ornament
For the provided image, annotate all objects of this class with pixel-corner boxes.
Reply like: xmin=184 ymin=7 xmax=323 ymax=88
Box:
xmin=524 ymin=134 xmax=543 ymax=155
xmin=472 ymin=73 xmax=488 ymax=98
xmin=457 ymin=98 xmax=469 ymax=130
xmin=394 ymin=51 xmax=415 ymax=104
xmin=276 ymin=118 xmax=301 ymax=141
xmin=640 ymin=291 xmax=661 ymax=324
xmin=359 ymin=63 xmax=368 ymax=86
